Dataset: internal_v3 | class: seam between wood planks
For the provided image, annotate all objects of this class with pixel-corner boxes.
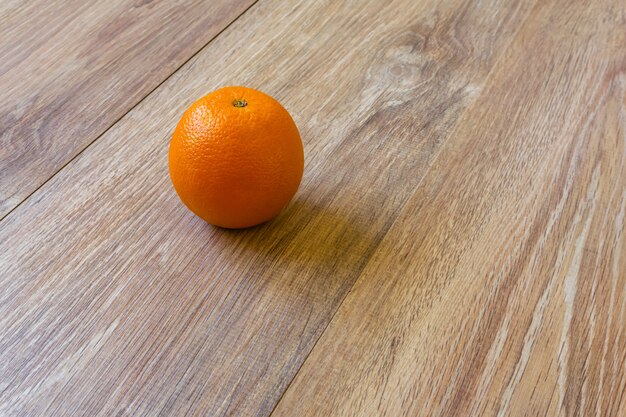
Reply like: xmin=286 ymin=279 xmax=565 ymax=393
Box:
xmin=265 ymin=1 xmax=543 ymax=415
xmin=0 ymin=0 xmax=260 ymax=225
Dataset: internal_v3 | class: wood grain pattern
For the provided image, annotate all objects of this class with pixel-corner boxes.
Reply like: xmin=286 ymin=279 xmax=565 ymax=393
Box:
xmin=271 ymin=0 xmax=626 ymax=416
xmin=0 ymin=0 xmax=255 ymax=218
xmin=0 ymin=0 xmax=538 ymax=415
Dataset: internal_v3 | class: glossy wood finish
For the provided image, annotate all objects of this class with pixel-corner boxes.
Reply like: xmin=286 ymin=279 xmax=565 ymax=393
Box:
xmin=272 ymin=0 xmax=626 ymax=415
xmin=1 ymin=0 xmax=624 ymax=416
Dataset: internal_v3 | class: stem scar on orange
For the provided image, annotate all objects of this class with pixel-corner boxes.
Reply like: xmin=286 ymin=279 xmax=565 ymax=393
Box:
xmin=168 ymin=86 xmax=304 ymax=229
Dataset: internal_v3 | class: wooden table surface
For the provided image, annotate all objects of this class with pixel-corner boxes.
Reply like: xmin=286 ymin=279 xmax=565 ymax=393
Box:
xmin=1 ymin=1 xmax=624 ymax=416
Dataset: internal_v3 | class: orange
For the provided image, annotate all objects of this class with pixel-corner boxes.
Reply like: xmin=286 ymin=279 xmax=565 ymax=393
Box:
xmin=168 ymin=86 xmax=304 ymax=228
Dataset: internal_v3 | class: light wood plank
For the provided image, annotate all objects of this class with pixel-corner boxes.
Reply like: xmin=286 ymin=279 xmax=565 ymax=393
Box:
xmin=271 ymin=0 xmax=626 ymax=415
xmin=0 ymin=0 xmax=538 ymax=415
xmin=0 ymin=0 xmax=255 ymax=218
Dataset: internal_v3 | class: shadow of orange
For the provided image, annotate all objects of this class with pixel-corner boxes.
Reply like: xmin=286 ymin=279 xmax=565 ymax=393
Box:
xmin=207 ymin=196 xmax=371 ymax=269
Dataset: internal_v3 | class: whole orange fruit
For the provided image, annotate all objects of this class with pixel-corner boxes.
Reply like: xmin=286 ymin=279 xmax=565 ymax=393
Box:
xmin=169 ymin=86 xmax=304 ymax=228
